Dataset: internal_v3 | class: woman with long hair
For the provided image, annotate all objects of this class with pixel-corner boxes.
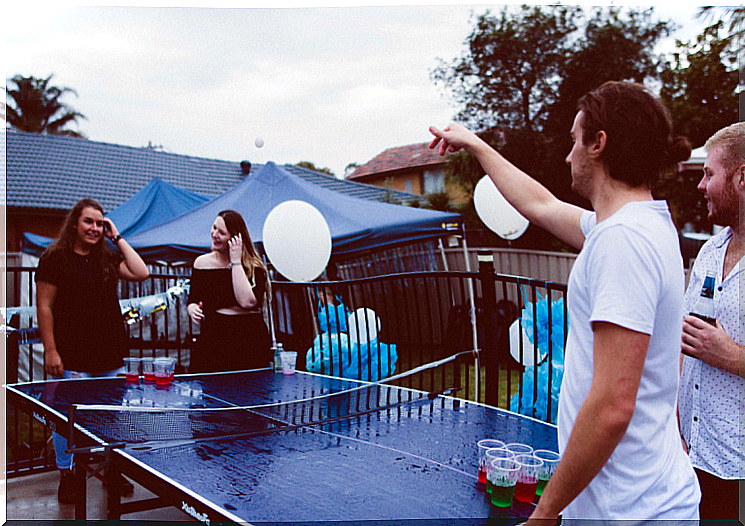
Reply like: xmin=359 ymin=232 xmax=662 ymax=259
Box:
xmin=186 ymin=209 xmax=272 ymax=372
xmin=35 ymin=197 xmax=149 ymax=503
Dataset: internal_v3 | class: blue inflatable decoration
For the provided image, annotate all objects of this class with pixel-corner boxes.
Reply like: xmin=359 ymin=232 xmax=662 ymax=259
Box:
xmin=510 ymin=290 xmax=567 ymax=423
xmin=307 ymin=299 xmax=397 ymax=382
xmin=317 ymin=300 xmax=348 ymax=334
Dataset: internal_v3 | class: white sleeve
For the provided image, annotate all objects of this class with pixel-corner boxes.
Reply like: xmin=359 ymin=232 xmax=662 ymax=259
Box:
xmin=586 ymin=224 xmax=661 ymax=335
xmin=580 ymin=210 xmax=597 ymax=236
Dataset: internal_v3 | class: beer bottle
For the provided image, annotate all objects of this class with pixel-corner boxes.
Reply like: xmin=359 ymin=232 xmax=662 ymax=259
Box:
xmin=690 ymin=270 xmax=716 ymax=325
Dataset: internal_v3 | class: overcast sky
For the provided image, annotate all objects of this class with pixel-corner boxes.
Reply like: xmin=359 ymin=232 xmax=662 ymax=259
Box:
xmin=4 ymin=1 xmax=716 ymax=179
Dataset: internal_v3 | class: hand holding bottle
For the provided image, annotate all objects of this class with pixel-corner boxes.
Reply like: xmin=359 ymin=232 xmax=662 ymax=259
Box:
xmin=682 ymin=316 xmax=739 ymax=374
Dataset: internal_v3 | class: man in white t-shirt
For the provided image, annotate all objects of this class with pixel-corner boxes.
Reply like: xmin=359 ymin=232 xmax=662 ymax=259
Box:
xmin=679 ymin=122 xmax=744 ymax=521
xmin=429 ymin=81 xmax=700 ymax=521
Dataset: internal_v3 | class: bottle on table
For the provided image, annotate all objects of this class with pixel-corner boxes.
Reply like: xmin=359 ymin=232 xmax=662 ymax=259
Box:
xmin=273 ymin=343 xmax=284 ymax=373
xmin=690 ymin=270 xmax=717 ymax=325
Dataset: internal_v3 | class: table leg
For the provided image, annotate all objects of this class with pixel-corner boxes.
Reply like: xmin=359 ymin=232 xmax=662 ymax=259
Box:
xmin=74 ymin=462 xmax=87 ymax=519
xmin=107 ymin=457 xmax=122 ymax=520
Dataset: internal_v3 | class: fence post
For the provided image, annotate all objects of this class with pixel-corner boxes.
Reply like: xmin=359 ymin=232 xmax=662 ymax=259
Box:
xmin=478 ymin=250 xmax=500 ymax=407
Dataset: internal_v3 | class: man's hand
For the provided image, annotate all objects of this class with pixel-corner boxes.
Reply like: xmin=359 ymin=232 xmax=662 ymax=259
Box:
xmin=682 ymin=315 xmax=740 ymax=376
xmin=522 ymin=515 xmax=558 ymax=526
xmin=188 ymin=302 xmax=204 ymax=325
xmin=428 ymin=124 xmax=482 ymax=156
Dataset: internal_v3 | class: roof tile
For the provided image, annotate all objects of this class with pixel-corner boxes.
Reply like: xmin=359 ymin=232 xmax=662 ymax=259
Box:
xmin=348 ymin=142 xmax=454 ymax=179
xmin=6 ymin=130 xmax=420 ymax=212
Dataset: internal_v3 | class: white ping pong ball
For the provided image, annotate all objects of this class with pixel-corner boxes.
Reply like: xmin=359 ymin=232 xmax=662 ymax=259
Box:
xmin=255 ymin=137 xmax=265 ymax=148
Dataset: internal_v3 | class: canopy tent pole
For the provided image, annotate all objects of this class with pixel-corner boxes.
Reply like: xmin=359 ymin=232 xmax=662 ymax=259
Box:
xmin=263 ymin=255 xmax=279 ymax=350
xmin=461 ymin=224 xmax=480 ymax=400
xmin=437 ymin=237 xmax=450 ymax=271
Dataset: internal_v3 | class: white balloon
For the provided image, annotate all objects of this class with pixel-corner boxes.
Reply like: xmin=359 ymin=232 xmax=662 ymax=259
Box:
xmin=473 ymin=176 xmax=529 ymax=240
xmin=347 ymin=308 xmax=380 ymax=346
xmin=262 ymin=200 xmax=332 ymax=282
xmin=509 ymin=319 xmax=545 ymax=367
xmin=255 ymin=137 xmax=265 ymax=148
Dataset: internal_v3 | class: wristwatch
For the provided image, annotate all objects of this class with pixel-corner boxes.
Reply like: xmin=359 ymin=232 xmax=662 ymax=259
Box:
xmin=112 ymin=234 xmax=123 ymax=244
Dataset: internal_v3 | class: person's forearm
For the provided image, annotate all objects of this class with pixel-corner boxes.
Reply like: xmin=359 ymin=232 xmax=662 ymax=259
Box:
xmin=231 ymin=267 xmax=258 ymax=309
xmin=532 ymin=390 xmax=631 ymax=518
xmin=728 ymin=342 xmax=745 ymax=379
xmin=467 ymin=139 xmax=585 ymax=250
xmin=37 ymin=306 xmax=58 ymax=354
xmin=117 ymin=238 xmax=150 ymax=281
xmin=469 ymin=139 xmax=558 ymax=223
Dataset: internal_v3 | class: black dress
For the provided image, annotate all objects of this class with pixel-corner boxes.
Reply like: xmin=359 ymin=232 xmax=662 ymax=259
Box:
xmin=187 ymin=265 xmax=271 ymax=373
xmin=35 ymin=248 xmax=128 ymax=373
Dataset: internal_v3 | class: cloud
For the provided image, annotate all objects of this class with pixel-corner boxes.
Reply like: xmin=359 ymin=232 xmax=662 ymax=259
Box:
xmin=5 ymin=3 xmax=706 ymax=178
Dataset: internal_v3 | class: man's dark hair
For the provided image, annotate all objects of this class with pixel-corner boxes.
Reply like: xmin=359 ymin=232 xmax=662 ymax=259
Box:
xmin=578 ymin=81 xmax=691 ymax=189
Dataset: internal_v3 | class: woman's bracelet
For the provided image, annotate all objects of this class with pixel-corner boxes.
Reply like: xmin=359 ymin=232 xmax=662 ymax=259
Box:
xmin=228 ymin=262 xmax=242 ymax=269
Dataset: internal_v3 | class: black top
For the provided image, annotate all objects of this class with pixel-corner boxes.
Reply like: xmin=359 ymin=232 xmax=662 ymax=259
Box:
xmin=35 ymin=247 xmax=127 ymax=372
xmin=188 ymin=266 xmax=267 ymax=315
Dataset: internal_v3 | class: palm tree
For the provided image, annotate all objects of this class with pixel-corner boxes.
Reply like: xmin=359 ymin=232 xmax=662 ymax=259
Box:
xmin=6 ymin=74 xmax=86 ymax=137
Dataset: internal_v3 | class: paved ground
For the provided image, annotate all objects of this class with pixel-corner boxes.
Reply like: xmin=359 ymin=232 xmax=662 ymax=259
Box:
xmin=5 ymin=469 xmax=190 ymax=521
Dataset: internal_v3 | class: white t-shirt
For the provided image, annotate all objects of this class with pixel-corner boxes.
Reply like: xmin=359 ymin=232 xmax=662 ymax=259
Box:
xmin=558 ymin=201 xmax=700 ymax=520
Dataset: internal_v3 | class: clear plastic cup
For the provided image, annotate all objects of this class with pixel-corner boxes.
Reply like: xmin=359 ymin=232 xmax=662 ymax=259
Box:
xmin=485 ymin=448 xmax=515 ymax=493
xmin=504 ymin=442 xmax=533 ymax=455
xmin=513 ymin=454 xmax=543 ymax=503
xmin=488 ymin=458 xmax=520 ymax=507
xmin=154 ymin=357 xmax=176 ymax=386
xmin=141 ymin=357 xmax=155 ymax=383
xmin=280 ymin=351 xmax=297 ymax=375
xmin=533 ymin=449 xmax=561 ymax=496
xmin=123 ymin=357 xmax=140 ymax=382
xmin=477 ymin=439 xmax=505 ymax=486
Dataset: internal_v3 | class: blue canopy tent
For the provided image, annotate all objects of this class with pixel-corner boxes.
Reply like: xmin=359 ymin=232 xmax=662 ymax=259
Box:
xmin=22 ymin=178 xmax=211 ymax=257
xmin=126 ymin=162 xmax=461 ymax=263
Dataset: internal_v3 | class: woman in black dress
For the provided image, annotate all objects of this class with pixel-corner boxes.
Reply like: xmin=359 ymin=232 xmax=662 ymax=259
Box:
xmin=186 ymin=210 xmax=271 ymax=372
xmin=36 ymin=197 xmax=150 ymax=503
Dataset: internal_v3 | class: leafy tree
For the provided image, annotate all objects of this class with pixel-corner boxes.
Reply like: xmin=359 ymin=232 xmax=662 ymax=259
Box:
xmin=543 ymin=7 xmax=673 ymax=200
xmin=699 ymin=6 xmax=744 ymax=55
xmin=344 ymin=162 xmax=360 ymax=178
xmin=6 ymin=74 xmax=86 ymax=137
xmin=434 ymin=6 xmax=676 ymax=250
xmin=295 ymin=161 xmax=335 ymax=177
xmin=432 ymin=5 xmax=581 ymax=133
xmin=437 ymin=6 xmax=674 ymax=205
xmin=660 ymin=21 xmax=739 ymax=148
xmin=423 ymin=191 xmax=455 ymax=212
xmin=657 ymin=20 xmax=740 ymax=232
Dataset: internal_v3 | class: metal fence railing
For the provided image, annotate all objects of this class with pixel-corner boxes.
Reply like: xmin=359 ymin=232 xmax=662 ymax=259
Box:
xmin=5 ymin=261 xmax=567 ymax=477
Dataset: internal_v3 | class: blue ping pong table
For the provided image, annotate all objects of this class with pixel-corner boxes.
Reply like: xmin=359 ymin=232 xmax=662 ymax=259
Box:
xmin=7 ymin=368 xmax=558 ymax=524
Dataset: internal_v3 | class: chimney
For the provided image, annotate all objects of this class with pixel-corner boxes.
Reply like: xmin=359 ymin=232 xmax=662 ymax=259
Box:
xmin=240 ymin=161 xmax=252 ymax=176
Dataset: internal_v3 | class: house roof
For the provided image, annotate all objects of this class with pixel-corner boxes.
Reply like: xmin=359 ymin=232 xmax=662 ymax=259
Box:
xmin=4 ymin=129 xmax=420 ymax=212
xmin=347 ymin=142 xmax=454 ymax=180
xmin=679 ymin=145 xmax=706 ymax=171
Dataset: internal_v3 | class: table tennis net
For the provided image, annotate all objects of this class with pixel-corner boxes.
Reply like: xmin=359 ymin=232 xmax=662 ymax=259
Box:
xmin=71 ymin=350 xmax=472 ymax=447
